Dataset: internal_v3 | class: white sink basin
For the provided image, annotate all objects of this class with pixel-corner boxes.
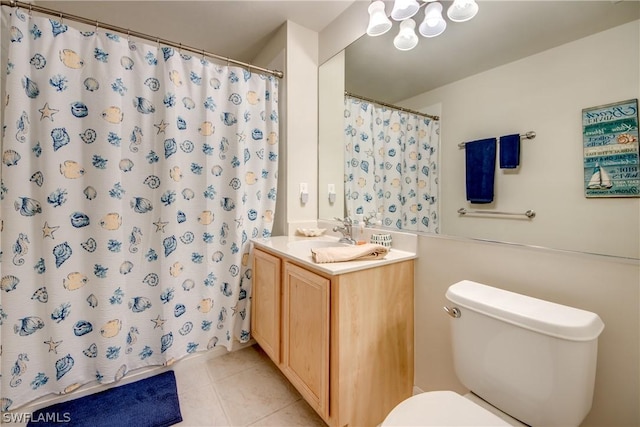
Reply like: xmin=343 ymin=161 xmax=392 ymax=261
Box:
xmin=286 ymin=239 xmax=349 ymax=251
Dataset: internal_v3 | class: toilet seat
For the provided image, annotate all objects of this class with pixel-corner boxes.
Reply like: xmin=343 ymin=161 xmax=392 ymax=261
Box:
xmin=382 ymin=390 xmax=514 ymax=426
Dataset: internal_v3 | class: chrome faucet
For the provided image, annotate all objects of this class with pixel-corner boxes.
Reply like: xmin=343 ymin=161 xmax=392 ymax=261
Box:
xmin=333 ymin=217 xmax=356 ymax=245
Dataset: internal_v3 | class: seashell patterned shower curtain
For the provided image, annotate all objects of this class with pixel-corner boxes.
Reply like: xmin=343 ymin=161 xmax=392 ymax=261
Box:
xmin=0 ymin=7 xmax=278 ymax=410
xmin=344 ymin=96 xmax=439 ymax=233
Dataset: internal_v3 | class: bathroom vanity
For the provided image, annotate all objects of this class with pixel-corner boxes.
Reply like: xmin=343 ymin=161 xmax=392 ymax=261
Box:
xmin=251 ymin=236 xmax=416 ymax=427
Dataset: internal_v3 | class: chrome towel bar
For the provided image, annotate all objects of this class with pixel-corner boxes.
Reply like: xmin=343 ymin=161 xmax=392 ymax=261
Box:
xmin=458 ymin=131 xmax=536 ymax=149
xmin=457 ymin=208 xmax=536 ymax=218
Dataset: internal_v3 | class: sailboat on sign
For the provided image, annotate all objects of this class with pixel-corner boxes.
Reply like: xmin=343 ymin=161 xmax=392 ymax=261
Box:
xmin=587 ymin=163 xmax=613 ymax=189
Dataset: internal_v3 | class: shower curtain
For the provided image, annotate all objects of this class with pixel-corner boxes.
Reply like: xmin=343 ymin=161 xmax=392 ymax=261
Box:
xmin=344 ymin=96 xmax=439 ymax=233
xmin=0 ymin=7 xmax=279 ymax=411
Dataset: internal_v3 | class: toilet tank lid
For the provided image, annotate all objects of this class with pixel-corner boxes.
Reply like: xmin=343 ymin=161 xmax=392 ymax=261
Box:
xmin=446 ymin=280 xmax=605 ymax=341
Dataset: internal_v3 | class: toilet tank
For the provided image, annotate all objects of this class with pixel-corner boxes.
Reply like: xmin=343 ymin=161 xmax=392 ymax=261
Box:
xmin=446 ymin=280 xmax=605 ymax=427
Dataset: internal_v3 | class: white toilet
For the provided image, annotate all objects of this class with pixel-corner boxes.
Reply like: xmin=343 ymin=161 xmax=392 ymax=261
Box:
xmin=383 ymin=280 xmax=605 ymax=427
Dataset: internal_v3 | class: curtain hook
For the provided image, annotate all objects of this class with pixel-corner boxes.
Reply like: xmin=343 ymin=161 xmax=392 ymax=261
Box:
xmin=179 ymin=43 xmax=182 ymax=54
xmin=156 ymin=38 xmax=160 ymax=50
xmin=201 ymin=48 xmax=205 ymax=62
xmin=59 ymin=10 xmax=63 ymax=24
xmin=95 ymin=20 xmax=99 ymax=34
xmin=127 ymin=29 xmax=131 ymax=42
xmin=28 ymin=3 xmax=32 ymax=18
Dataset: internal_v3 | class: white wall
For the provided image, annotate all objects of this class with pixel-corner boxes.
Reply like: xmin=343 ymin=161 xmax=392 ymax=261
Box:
xmin=415 ymin=235 xmax=639 ymax=426
xmin=401 ymin=23 xmax=640 ymax=425
xmin=253 ymin=21 xmax=320 ymax=236
xmin=318 ymin=51 xmax=346 ymax=220
xmin=284 ymin=21 xmax=320 ymax=234
xmin=400 ymin=21 xmax=640 ymax=259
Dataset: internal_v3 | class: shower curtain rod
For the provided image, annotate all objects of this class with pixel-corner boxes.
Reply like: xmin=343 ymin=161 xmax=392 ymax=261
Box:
xmin=345 ymin=91 xmax=440 ymax=121
xmin=1 ymin=0 xmax=284 ymax=79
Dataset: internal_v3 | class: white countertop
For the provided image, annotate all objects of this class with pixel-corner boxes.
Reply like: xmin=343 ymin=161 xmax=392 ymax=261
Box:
xmin=251 ymin=235 xmax=417 ymax=275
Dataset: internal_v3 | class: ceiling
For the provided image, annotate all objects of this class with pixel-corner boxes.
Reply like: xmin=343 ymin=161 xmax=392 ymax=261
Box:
xmin=346 ymin=1 xmax=640 ymax=103
xmin=30 ymin=1 xmax=640 ymax=104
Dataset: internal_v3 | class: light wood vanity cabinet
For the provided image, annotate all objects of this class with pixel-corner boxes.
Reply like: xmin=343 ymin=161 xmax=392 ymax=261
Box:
xmin=251 ymin=246 xmax=414 ymax=427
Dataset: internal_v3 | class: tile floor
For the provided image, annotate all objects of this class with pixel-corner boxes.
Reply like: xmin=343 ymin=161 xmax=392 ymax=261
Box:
xmin=5 ymin=344 xmax=326 ymax=427
xmin=172 ymin=344 xmax=327 ymax=426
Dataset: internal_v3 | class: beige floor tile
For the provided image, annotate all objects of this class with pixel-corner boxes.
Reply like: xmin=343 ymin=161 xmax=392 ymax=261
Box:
xmin=214 ymin=362 xmax=301 ymax=426
xmin=206 ymin=345 xmax=270 ymax=382
xmin=175 ymin=383 xmax=229 ymax=426
xmin=173 ymin=357 xmax=217 ymax=392
xmin=250 ymin=399 xmax=328 ymax=427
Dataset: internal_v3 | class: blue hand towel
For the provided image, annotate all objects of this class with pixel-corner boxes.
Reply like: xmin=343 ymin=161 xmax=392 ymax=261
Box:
xmin=465 ymin=138 xmax=496 ymax=204
xmin=499 ymin=133 xmax=520 ymax=169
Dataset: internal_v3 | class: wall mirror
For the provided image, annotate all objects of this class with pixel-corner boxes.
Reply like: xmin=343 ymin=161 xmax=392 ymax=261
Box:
xmin=318 ymin=1 xmax=640 ymax=259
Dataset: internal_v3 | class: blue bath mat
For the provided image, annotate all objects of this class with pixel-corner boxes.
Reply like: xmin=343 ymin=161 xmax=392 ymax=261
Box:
xmin=27 ymin=370 xmax=182 ymax=427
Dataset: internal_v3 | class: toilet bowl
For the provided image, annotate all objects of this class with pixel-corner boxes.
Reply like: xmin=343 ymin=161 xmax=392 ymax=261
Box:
xmin=382 ymin=390 xmax=524 ymax=426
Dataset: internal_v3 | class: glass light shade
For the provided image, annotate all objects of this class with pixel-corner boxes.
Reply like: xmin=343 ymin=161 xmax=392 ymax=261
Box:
xmin=367 ymin=1 xmax=392 ymax=36
xmin=447 ymin=0 xmax=479 ymax=22
xmin=419 ymin=2 xmax=446 ymax=38
xmin=391 ymin=0 xmax=420 ymax=21
xmin=393 ymin=18 xmax=419 ymax=51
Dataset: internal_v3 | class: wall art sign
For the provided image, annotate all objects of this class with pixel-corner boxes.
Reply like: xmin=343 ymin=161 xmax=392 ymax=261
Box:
xmin=582 ymin=98 xmax=639 ymax=198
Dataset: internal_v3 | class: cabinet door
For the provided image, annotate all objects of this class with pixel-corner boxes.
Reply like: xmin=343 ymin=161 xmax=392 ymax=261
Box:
xmin=251 ymin=248 xmax=281 ymax=364
xmin=282 ymin=262 xmax=330 ymax=420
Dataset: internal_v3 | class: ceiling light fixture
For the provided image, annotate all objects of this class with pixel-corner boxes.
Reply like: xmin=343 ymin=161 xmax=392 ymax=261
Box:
xmin=447 ymin=0 xmax=479 ymax=22
xmin=391 ymin=0 xmax=420 ymax=21
xmin=368 ymin=0 xmax=479 ymax=51
xmin=419 ymin=2 xmax=446 ymax=38
xmin=367 ymin=0 xmax=393 ymax=36
xmin=393 ymin=18 xmax=419 ymax=51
